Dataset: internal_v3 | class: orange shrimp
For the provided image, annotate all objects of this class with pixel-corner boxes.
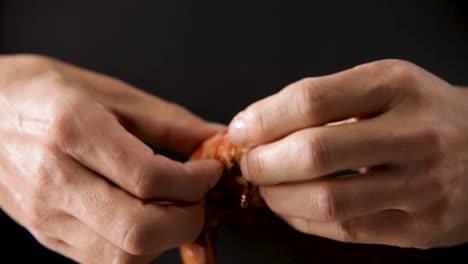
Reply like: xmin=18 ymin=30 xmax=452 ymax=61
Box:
xmin=180 ymin=130 xmax=263 ymax=264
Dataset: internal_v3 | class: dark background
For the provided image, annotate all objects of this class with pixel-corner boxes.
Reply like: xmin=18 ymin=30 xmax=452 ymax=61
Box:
xmin=1 ymin=0 xmax=467 ymax=263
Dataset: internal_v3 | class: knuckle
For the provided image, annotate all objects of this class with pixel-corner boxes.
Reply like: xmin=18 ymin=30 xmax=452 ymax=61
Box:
xmin=49 ymin=104 xmax=81 ymax=150
xmin=406 ymin=116 xmax=445 ymax=163
xmin=418 ymin=119 xmax=444 ymax=155
xmin=34 ymin=234 xmax=60 ymax=250
xmin=13 ymin=55 xmax=60 ymax=81
xmin=30 ymin=165 xmax=55 ymax=201
xmin=244 ymin=150 xmax=268 ymax=184
xmin=385 ymin=59 xmax=421 ymax=85
xmin=313 ymin=185 xmax=344 ymax=221
xmin=28 ymin=149 xmax=66 ymax=201
xmin=27 ymin=206 xmax=51 ymax=230
xmin=122 ymin=221 xmax=153 ymax=255
xmin=398 ymin=115 xmax=446 ymax=165
xmin=356 ymin=59 xmax=422 ymax=100
xmin=21 ymin=54 xmax=54 ymax=66
xmin=32 ymin=65 xmax=66 ymax=88
xmin=336 ymin=220 xmax=358 ymax=243
xmin=304 ymin=133 xmax=331 ymax=174
xmin=292 ymin=78 xmax=326 ymax=123
xmin=130 ymin=164 xmax=155 ymax=199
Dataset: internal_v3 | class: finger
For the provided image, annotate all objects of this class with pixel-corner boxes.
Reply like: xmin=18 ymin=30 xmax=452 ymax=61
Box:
xmin=74 ymin=67 xmax=224 ymax=155
xmin=261 ymin=171 xmax=407 ymax=222
xmin=0 ymin=167 xmax=64 ymax=232
xmin=57 ymin=107 xmax=222 ymax=201
xmin=45 ymin=215 xmax=159 ymax=264
xmin=240 ymin=118 xmax=407 ymax=185
xmin=284 ymin=209 xmax=416 ymax=247
xmin=0 ymin=167 xmax=81 ymax=262
xmin=33 ymin=235 xmax=85 ymax=263
xmin=229 ymin=59 xmax=416 ymax=147
xmin=116 ymin=98 xmax=226 ymax=155
xmin=62 ymin=164 xmax=206 ymax=255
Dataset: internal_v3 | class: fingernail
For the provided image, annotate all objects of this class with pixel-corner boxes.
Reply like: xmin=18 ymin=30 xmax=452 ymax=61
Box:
xmin=239 ymin=157 xmax=251 ymax=182
xmin=228 ymin=113 xmax=247 ymax=146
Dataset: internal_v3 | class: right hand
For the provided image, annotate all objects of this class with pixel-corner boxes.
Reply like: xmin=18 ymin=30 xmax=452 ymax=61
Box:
xmin=0 ymin=54 xmax=223 ymax=263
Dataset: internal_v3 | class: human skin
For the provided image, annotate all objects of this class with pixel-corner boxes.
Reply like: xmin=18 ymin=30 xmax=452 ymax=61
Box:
xmin=0 ymin=54 xmax=223 ymax=263
xmin=228 ymin=59 xmax=468 ymax=249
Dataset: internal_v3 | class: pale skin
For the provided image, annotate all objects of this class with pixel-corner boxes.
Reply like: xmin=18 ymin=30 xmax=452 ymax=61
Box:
xmin=1 ymin=55 xmax=467 ymax=264
xmin=229 ymin=59 xmax=468 ymax=249
xmin=0 ymin=54 xmax=224 ymax=263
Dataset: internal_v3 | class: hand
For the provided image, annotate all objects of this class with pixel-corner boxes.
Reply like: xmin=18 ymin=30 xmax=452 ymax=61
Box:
xmin=228 ymin=59 xmax=468 ymax=249
xmin=0 ymin=54 xmax=223 ymax=263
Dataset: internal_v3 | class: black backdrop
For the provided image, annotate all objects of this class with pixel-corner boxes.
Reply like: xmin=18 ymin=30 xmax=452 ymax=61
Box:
xmin=1 ymin=0 xmax=467 ymax=263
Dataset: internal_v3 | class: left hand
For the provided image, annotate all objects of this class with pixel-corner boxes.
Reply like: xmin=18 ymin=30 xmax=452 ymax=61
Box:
xmin=228 ymin=59 xmax=468 ymax=249
xmin=0 ymin=54 xmax=223 ymax=263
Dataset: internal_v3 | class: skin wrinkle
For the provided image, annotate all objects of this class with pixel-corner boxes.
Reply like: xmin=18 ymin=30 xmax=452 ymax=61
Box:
xmin=2 ymin=52 xmax=468 ymax=262
xmin=229 ymin=59 xmax=468 ymax=250
xmin=297 ymin=77 xmax=328 ymax=125
xmin=1 ymin=54 xmax=227 ymax=263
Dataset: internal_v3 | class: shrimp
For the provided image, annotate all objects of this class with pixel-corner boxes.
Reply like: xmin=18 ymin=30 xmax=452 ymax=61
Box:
xmin=180 ymin=130 xmax=264 ymax=264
